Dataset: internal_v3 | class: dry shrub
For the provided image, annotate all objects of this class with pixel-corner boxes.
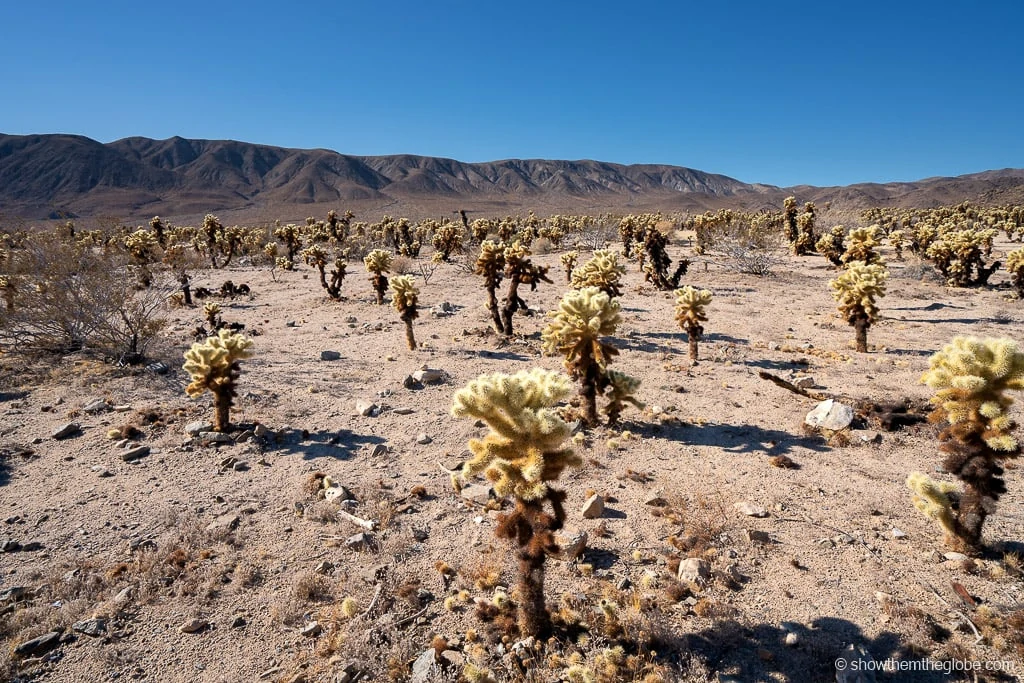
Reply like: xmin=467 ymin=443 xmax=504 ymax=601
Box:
xmin=391 ymin=255 xmax=414 ymax=275
xmin=532 ymin=237 xmax=553 ymax=254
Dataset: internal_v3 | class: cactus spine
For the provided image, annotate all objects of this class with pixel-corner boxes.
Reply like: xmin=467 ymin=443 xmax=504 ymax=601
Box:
xmin=909 ymin=337 xmax=1024 ymax=553
xmin=183 ymin=329 xmax=254 ymax=432
xmin=451 ymin=368 xmax=580 ymax=639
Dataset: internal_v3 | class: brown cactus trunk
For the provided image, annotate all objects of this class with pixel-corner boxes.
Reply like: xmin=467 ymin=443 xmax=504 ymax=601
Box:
xmin=404 ymin=320 xmax=417 ymax=350
xmin=501 ymin=279 xmax=521 ymax=336
xmin=686 ymin=323 xmax=702 ymax=363
xmin=579 ymin=346 xmax=599 ymax=426
xmin=853 ymin=316 xmax=869 ymax=353
xmin=516 ymin=539 xmax=551 ymax=639
xmin=486 ymin=284 xmax=503 ymax=334
xmin=212 ymin=387 xmax=232 ymax=433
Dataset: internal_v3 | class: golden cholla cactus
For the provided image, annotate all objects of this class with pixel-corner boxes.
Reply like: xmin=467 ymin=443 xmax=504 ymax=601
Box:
xmin=570 ymin=250 xmax=626 ymax=298
xmin=183 ymin=329 xmax=254 ymax=432
xmin=914 ymin=337 xmax=1024 ymax=553
xmin=203 ymin=302 xmax=222 ymax=330
xmin=815 ymin=226 xmax=847 ymax=267
xmin=303 ymin=245 xmax=346 ymax=299
xmin=500 ymin=241 xmax=551 ymax=335
xmin=830 ymin=261 xmax=887 ymax=352
xmin=542 ymin=287 xmax=621 ymax=425
xmin=451 ymin=368 xmax=579 ymax=639
xmin=389 ymin=274 xmax=419 ymax=350
xmin=474 ymin=240 xmax=506 ymax=333
xmin=363 ymin=249 xmax=393 ymax=304
xmin=602 ymin=369 xmax=643 ymax=425
xmin=841 ymin=226 xmax=882 ymax=265
xmin=1006 ymin=247 xmax=1024 ymax=297
xmin=888 ymin=229 xmax=905 ymax=260
xmin=906 ymin=472 xmax=958 ymax=543
xmin=560 ymin=251 xmax=578 ymax=283
xmin=124 ymin=228 xmax=159 ymax=262
xmin=674 ymin=286 xmax=712 ymax=362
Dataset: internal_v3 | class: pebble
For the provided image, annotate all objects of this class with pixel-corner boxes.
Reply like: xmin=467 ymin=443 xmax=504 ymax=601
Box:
xmin=83 ymin=399 xmax=109 ymax=414
xmin=324 ymin=486 xmax=353 ymax=503
xmin=412 ymin=368 xmax=444 ymax=384
xmin=743 ymin=529 xmax=772 ymax=544
xmin=346 ymin=533 xmax=372 ymax=550
xmin=733 ymin=502 xmax=768 ymax=518
xmin=320 ymin=350 xmax=341 ymax=361
xmin=13 ymin=631 xmax=61 ymax=656
xmin=804 ymin=399 xmax=854 ymax=431
xmin=393 ymin=407 xmax=414 ymax=415
xmin=178 ymin=618 xmax=208 ymax=634
xmin=232 ymin=460 xmax=249 ymax=471
xmin=52 ymin=423 xmax=81 ymax=440
xmin=416 ymin=433 xmax=432 ymax=445
xmin=890 ymin=527 xmax=907 ymax=539
xmin=121 ymin=445 xmax=150 ymax=462
xmin=206 ymin=513 xmax=240 ymax=532
xmin=185 ymin=421 xmax=212 ymax=436
xmin=784 ymin=632 xmax=799 ymax=647
xmin=299 ymin=621 xmax=322 ymax=637
xmin=355 ymin=401 xmax=379 ymax=417
xmin=198 ymin=431 xmax=233 ymax=443
xmin=73 ymin=617 xmax=108 ymax=637
xmin=460 ymin=484 xmax=492 ymax=505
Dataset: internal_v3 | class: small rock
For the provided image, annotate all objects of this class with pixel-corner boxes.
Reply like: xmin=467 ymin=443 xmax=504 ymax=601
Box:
xmin=178 ymin=618 xmax=208 ymax=634
xmin=121 ymin=445 xmax=150 ymax=462
xmin=198 ymin=431 xmax=234 ymax=443
xmin=677 ymin=557 xmax=711 ymax=584
xmin=581 ymin=494 xmax=604 ymax=519
xmin=232 ymin=460 xmax=249 ymax=471
xmin=460 ymin=484 xmax=492 ymax=505
xmin=346 ymin=532 xmax=372 ymax=551
xmin=784 ymin=632 xmax=799 ymax=647
xmin=804 ymin=399 xmax=854 ymax=431
xmin=52 ymin=423 xmax=81 ymax=440
xmin=314 ymin=561 xmax=334 ymax=575
xmin=92 ymin=466 xmax=113 ymax=477
xmin=285 ymin=321 xmax=297 ymax=327
xmin=146 ymin=361 xmax=170 ymax=374
xmin=230 ymin=615 xmax=246 ymax=628
xmin=733 ymin=502 xmax=768 ymax=517
xmin=943 ymin=552 xmax=969 ymax=562
xmin=253 ymin=424 xmax=273 ymax=439
xmin=890 ymin=527 xmax=907 ymax=540
xmin=73 ymin=617 xmax=108 ymax=637
xmin=411 ymin=648 xmax=437 ymax=683
xmin=403 ymin=375 xmax=422 ymax=390
xmin=320 ymin=350 xmax=341 ymax=361
xmin=324 ymin=486 xmax=353 ymax=503
xmin=344 ymin=316 xmax=357 ymax=323
xmin=0 ymin=586 xmax=28 ymax=602
xmin=855 ymin=430 xmax=882 ymax=444
xmin=439 ymin=650 xmax=465 ymax=668
xmin=412 ymin=368 xmax=444 ymax=384
xmin=793 ymin=376 xmax=815 ymax=389
xmin=393 ymin=407 xmax=414 ymax=415
xmin=1 ymin=538 xmax=22 ymax=552
xmin=743 ymin=529 xmax=772 ymax=544
xmin=355 ymin=401 xmax=379 ymax=417
xmin=370 ymin=444 xmax=389 ymax=457
xmin=83 ymin=399 xmax=109 ymax=414
xmin=206 ymin=513 xmax=240 ymax=532
xmin=556 ymin=530 xmax=588 ymax=561
xmin=234 ymin=430 xmax=255 ymax=443
xmin=299 ymin=621 xmax=322 ymax=638
xmin=644 ymin=491 xmax=668 ymax=507
xmin=13 ymin=631 xmax=61 ymax=656
xmin=416 ymin=433 xmax=432 ymax=445
xmin=185 ymin=421 xmax=212 ymax=436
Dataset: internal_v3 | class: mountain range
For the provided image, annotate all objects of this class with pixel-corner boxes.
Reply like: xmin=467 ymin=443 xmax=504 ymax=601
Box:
xmin=1 ymin=133 xmax=1022 ymax=222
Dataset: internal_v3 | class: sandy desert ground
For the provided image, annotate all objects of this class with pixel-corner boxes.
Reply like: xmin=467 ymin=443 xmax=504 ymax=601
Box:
xmin=1 ymin=229 xmax=1022 ymax=683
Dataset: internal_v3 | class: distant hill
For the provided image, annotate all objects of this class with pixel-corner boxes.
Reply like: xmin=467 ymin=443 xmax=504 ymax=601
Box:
xmin=1 ymin=133 xmax=1021 ymax=221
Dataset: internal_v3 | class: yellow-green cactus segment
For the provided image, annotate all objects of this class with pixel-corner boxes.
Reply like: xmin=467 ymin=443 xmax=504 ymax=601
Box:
xmin=203 ymin=302 xmax=221 ymax=318
xmin=302 ymin=244 xmax=328 ymax=268
xmin=673 ymin=286 xmax=712 ymax=328
xmin=451 ymin=368 xmax=580 ymax=501
xmin=363 ymin=248 xmax=393 ymax=274
xmin=389 ymin=274 xmax=419 ymax=313
xmin=829 ymin=260 xmax=888 ymax=322
xmin=541 ymin=286 xmax=621 ymax=371
xmin=906 ymin=471 xmax=958 ymax=538
xmin=920 ymin=337 xmax=1024 ymax=451
xmin=569 ymin=250 xmax=626 ymax=292
xmin=183 ymin=329 xmax=254 ymax=398
xmin=124 ymin=228 xmax=158 ymax=259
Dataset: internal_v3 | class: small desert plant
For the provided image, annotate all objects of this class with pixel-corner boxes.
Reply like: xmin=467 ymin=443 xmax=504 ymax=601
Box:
xmin=908 ymin=337 xmax=1024 ymax=554
xmin=363 ymin=249 xmax=393 ymax=305
xmin=542 ymin=287 xmax=638 ymax=425
xmin=560 ymin=251 xmax=578 ymax=283
xmin=183 ymin=329 xmax=254 ymax=432
xmin=389 ymin=275 xmax=419 ymax=350
xmin=603 ymin=369 xmax=644 ymax=425
xmin=302 ymin=245 xmax=347 ymax=299
xmin=474 ymin=240 xmax=506 ymax=333
xmin=841 ymin=226 xmax=882 ymax=265
xmin=674 ymin=286 xmax=712 ymax=363
xmin=830 ymin=261 xmax=887 ymax=353
xmin=815 ymin=226 xmax=846 ymax=267
xmin=570 ymin=250 xmax=626 ymax=298
xmin=500 ymin=241 xmax=551 ymax=335
xmin=793 ymin=202 xmax=816 ymax=256
xmin=1006 ymin=247 xmax=1024 ymax=297
xmin=273 ymin=223 xmax=304 ymax=263
xmin=888 ymin=229 xmax=905 ymax=260
xmin=783 ymin=197 xmax=799 ymax=244
xmin=431 ymin=222 xmax=464 ymax=262
xmin=451 ymin=368 xmax=581 ymax=639
xmin=203 ymin=302 xmax=223 ymax=331
xmin=639 ymin=226 xmax=689 ymax=290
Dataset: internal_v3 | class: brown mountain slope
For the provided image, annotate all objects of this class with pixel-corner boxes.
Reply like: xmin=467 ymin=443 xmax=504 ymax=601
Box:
xmin=1 ymin=133 xmax=1021 ymax=221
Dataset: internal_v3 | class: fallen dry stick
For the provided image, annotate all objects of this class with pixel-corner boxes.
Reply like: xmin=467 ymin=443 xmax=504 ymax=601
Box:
xmin=756 ymin=370 xmax=831 ymax=401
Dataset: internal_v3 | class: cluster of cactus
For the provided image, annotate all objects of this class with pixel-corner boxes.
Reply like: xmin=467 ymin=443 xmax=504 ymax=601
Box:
xmin=907 ymin=337 xmax=1024 ymax=554
xmin=474 ymin=241 xmax=506 ymax=333
xmin=363 ymin=249 xmax=393 ymax=305
xmin=273 ymin=223 xmax=304 ymax=264
xmin=1006 ymin=247 xmax=1024 ymax=297
xmin=618 ymin=213 xmax=660 ymax=255
xmin=674 ymin=286 xmax=712 ymax=362
xmin=636 ymin=225 xmax=689 ymax=290
xmin=925 ymin=229 xmax=1001 ymax=287
xmin=389 ymin=275 xmax=419 ymax=350
xmin=431 ymin=222 xmax=465 ymax=262
xmin=815 ymin=226 xmax=847 ymax=266
xmin=887 ymin=229 xmax=905 ymax=260
xmin=542 ymin=287 xmax=642 ymax=425
xmin=830 ymin=261 xmax=888 ymax=352
xmin=183 ymin=329 xmax=253 ymax=432
xmin=841 ymin=226 xmax=883 ymax=265
xmin=569 ymin=250 xmax=626 ymax=298
xmin=302 ymin=245 xmax=347 ymax=299
xmin=451 ymin=368 xmax=581 ymax=638
xmin=792 ymin=202 xmax=816 ymax=255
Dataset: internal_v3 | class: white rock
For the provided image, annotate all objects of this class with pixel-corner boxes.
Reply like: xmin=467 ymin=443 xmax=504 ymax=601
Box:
xmin=324 ymin=486 xmax=353 ymax=503
xmin=355 ymin=401 xmax=379 ymax=417
xmin=804 ymin=399 xmax=854 ymax=431
xmin=677 ymin=557 xmax=711 ymax=584
xmin=178 ymin=618 xmax=208 ymax=634
xmin=185 ymin=421 xmax=212 ymax=436
xmin=581 ymin=494 xmax=604 ymax=519
xmin=412 ymin=368 xmax=444 ymax=384
xmin=733 ymin=502 xmax=768 ymax=518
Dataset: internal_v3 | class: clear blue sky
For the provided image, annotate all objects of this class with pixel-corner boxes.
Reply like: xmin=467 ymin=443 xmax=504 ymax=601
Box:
xmin=2 ymin=0 xmax=1021 ymax=187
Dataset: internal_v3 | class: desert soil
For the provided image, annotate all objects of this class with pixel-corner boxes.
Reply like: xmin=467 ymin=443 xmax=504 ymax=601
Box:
xmin=1 ymin=234 xmax=1022 ymax=682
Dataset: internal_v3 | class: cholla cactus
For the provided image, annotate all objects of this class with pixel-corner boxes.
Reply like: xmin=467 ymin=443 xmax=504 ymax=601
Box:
xmin=431 ymin=222 xmax=464 ymax=262
xmin=1005 ymin=247 xmax=1024 ymax=297
xmin=389 ymin=274 xmax=419 ymax=350
xmin=906 ymin=472 xmax=958 ymax=544
xmin=570 ymin=250 xmax=626 ymax=298
xmin=203 ymin=302 xmax=223 ymax=330
xmin=830 ymin=261 xmax=887 ymax=353
xmin=560 ymin=251 xmax=578 ymax=283
xmin=815 ymin=226 xmax=846 ymax=267
xmin=783 ymin=197 xmax=799 ymax=244
xmin=793 ymin=203 xmax=816 ymax=256
xmin=542 ymin=287 xmax=622 ymax=425
xmin=841 ymin=226 xmax=882 ymax=265
xmin=603 ymin=369 xmax=644 ymax=425
xmin=888 ymin=229 xmax=905 ymax=260
xmin=202 ymin=214 xmax=224 ymax=268
xmin=451 ymin=368 xmax=580 ymax=638
xmin=501 ymin=242 xmax=551 ymax=335
xmin=273 ymin=223 xmax=303 ymax=263
xmin=474 ymin=241 xmax=505 ymax=333
xmin=909 ymin=337 xmax=1024 ymax=553
xmin=183 ymin=329 xmax=254 ymax=432
xmin=124 ymin=229 xmax=159 ymax=262
xmin=302 ymin=245 xmax=346 ymax=299
xmin=363 ymin=249 xmax=393 ymax=305
xmin=674 ymin=286 xmax=712 ymax=362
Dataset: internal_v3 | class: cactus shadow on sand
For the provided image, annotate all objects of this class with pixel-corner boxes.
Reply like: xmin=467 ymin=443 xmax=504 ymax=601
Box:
xmin=263 ymin=428 xmax=386 ymax=461
xmin=632 ymin=420 xmax=829 ymax=456
xmin=683 ymin=615 xmax=982 ymax=682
